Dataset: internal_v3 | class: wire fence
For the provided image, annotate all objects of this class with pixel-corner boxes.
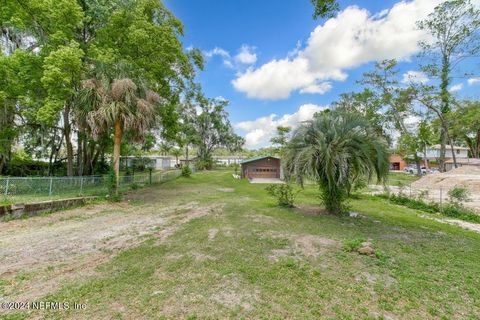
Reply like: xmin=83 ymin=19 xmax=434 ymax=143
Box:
xmin=370 ymin=179 xmax=480 ymax=213
xmin=0 ymin=169 xmax=182 ymax=204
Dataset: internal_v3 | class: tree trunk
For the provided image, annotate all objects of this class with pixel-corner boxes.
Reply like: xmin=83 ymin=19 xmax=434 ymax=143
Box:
xmin=77 ymin=130 xmax=83 ymax=176
xmin=113 ymin=119 xmax=123 ymax=194
xmin=63 ymin=107 xmax=74 ymax=176
xmin=439 ymin=129 xmax=447 ymax=172
xmin=438 ymin=55 xmax=451 ymax=172
xmin=0 ymin=156 xmax=5 ymax=175
xmin=415 ymin=158 xmax=422 ymax=176
xmin=48 ymin=129 xmax=57 ymax=176
xmin=423 ymin=145 xmax=429 ymax=170
xmin=476 ymin=128 xmax=480 ymax=158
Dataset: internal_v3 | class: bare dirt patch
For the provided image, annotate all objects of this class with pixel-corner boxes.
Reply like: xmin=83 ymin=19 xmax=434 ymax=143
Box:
xmin=208 ymin=228 xmax=219 ymax=240
xmin=355 ymin=271 xmax=397 ymax=288
xmin=294 ymin=235 xmax=338 ymax=257
xmin=265 ymin=231 xmax=340 ymax=260
xmin=210 ymin=275 xmax=259 ymax=311
xmin=216 ymin=188 xmax=235 ymax=193
xmin=0 ymin=200 xmax=220 ymax=302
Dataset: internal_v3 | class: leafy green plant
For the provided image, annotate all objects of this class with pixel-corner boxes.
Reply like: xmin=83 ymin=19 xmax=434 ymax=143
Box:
xmin=283 ymin=110 xmax=389 ymax=214
xmin=106 ymin=167 xmax=117 ymax=195
xmin=343 ymin=238 xmax=366 ymax=252
xmin=265 ymin=183 xmax=300 ymax=208
xmin=381 ymin=194 xmax=480 ymax=223
xmin=195 ymin=159 xmax=213 ymax=170
xmin=448 ymin=186 xmax=471 ymax=204
xmin=416 ymin=189 xmax=430 ymax=202
xmin=181 ymin=165 xmax=192 ymax=178
xmin=130 ymin=183 xmax=139 ymax=190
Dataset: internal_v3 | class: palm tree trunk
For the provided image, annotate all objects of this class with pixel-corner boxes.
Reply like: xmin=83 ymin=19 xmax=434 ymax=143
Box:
xmin=64 ymin=107 xmax=74 ymax=177
xmin=113 ymin=119 xmax=123 ymax=194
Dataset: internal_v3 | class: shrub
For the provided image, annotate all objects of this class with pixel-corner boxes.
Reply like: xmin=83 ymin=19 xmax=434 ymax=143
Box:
xmin=448 ymin=186 xmax=471 ymax=204
xmin=265 ymin=183 xmax=300 ymax=208
xmin=343 ymin=238 xmax=366 ymax=252
xmin=195 ymin=158 xmax=214 ymax=170
xmin=130 ymin=183 xmax=139 ymax=190
xmin=181 ymin=165 xmax=192 ymax=177
xmin=416 ymin=189 xmax=430 ymax=202
xmin=381 ymin=193 xmax=480 ymax=223
xmin=233 ymin=163 xmax=239 ymax=175
xmin=106 ymin=167 xmax=117 ymax=195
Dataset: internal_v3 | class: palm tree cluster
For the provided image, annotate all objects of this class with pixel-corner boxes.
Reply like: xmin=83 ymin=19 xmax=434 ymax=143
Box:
xmin=283 ymin=110 xmax=390 ymax=214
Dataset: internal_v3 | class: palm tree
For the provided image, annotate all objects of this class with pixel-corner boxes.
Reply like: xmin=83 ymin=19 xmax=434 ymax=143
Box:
xmin=283 ymin=110 xmax=389 ymax=214
xmin=78 ymin=66 xmax=161 ymax=193
xmin=171 ymin=148 xmax=183 ymax=166
xmin=159 ymin=143 xmax=172 ymax=156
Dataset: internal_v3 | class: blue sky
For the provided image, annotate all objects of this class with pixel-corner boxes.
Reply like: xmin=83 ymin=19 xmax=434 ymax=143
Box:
xmin=164 ymin=0 xmax=480 ymax=148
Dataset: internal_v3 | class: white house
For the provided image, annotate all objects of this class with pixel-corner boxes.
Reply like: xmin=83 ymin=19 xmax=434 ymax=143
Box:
xmin=418 ymin=144 xmax=469 ymax=160
xmin=121 ymin=156 xmax=177 ymax=170
xmin=213 ymin=156 xmax=245 ymax=166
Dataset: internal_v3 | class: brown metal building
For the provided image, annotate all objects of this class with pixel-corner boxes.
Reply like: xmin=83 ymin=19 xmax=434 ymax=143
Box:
xmin=240 ymin=156 xmax=281 ymax=179
xmin=389 ymin=154 xmax=408 ymax=171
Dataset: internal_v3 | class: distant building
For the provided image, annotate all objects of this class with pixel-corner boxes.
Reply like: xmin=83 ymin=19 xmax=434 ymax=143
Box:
xmin=213 ymin=156 xmax=245 ymax=166
xmin=240 ymin=156 xmax=281 ymax=179
xmin=418 ymin=144 xmax=469 ymax=160
xmin=389 ymin=154 xmax=408 ymax=171
xmin=121 ymin=156 xmax=177 ymax=170
xmin=445 ymin=158 xmax=480 ymax=171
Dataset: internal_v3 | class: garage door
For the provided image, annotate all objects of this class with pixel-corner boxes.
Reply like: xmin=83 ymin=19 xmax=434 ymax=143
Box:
xmin=249 ymin=167 xmax=278 ymax=178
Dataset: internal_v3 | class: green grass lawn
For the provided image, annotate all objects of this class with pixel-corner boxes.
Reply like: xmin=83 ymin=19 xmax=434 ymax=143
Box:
xmin=2 ymin=170 xmax=480 ymax=319
xmin=385 ymin=172 xmax=421 ymax=186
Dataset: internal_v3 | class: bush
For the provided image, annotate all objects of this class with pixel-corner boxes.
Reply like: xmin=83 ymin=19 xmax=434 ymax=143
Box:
xmin=181 ymin=165 xmax=192 ymax=178
xmin=130 ymin=183 xmax=139 ymax=190
xmin=343 ymin=237 xmax=366 ymax=252
xmin=106 ymin=167 xmax=117 ymax=195
xmin=4 ymin=158 xmax=49 ymax=176
xmin=381 ymin=193 xmax=480 ymax=223
xmin=448 ymin=186 xmax=471 ymax=204
xmin=266 ymin=183 xmax=300 ymax=208
xmin=195 ymin=158 xmax=214 ymax=170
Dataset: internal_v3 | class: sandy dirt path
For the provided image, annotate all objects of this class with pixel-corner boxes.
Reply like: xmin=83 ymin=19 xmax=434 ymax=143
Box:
xmin=0 ymin=199 xmax=215 ymax=301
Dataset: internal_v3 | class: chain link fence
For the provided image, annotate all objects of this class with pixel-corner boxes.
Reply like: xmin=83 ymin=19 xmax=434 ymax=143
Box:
xmin=0 ymin=169 xmax=181 ymax=204
xmin=370 ymin=179 xmax=480 ymax=212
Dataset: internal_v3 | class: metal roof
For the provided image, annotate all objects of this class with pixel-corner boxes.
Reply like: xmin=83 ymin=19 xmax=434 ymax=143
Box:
xmin=240 ymin=155 xmax=280 ymax=164
xmin=429 ymin=144 xmax=470 ymax=150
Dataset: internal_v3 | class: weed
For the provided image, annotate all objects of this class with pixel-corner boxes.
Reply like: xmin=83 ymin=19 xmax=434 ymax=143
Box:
xmin=265 ymin=183 xmax=300 ymax=207
xmin=343 ymin=237 xmax=366 ymax=252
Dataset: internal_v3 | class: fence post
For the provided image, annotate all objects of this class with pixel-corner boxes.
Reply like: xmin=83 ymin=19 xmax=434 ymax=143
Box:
xmin=439 ymin=187 xmax=443 ymax=212
xmin=80 ymin=176 xmax=84 ymax=195
xmin=49 ymin=177 xmax=53 ymax=196
xmin=149 ymin=168 xmax=152 ymax=185
xmin=4 ymin=177 xmax=10 ymax=196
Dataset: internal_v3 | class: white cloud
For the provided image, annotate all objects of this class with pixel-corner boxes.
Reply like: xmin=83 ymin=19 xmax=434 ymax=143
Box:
xmin=299 ymin=82 xmax=332 ymax=94
xmin=235 ymin=104 xmax=327 ymax=148
xmin=449 ymin=83 xmax=463 ymax=93
xmin=233 ymin=0 xmax=441 ymax=100
xmin=235 ymin=45 xmax=257 ymax=64
xmin=468 ymin=77 xmax=480 ymax=85
xmin=402 ymin=71 xmax=429 ymax=84
xmin=204 ymin=47 xmax=233 ymax=68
